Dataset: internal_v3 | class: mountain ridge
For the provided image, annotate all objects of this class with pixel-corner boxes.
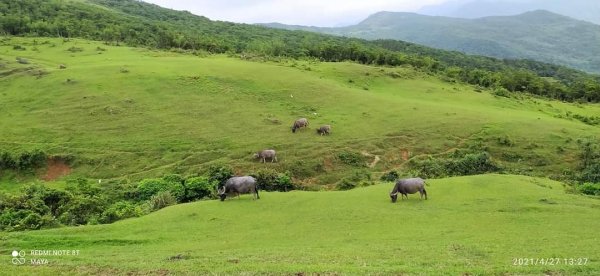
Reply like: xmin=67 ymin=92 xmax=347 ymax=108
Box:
xmin=418 ymin=0 xmax=600 ymax=25
xmin=262 ymin=10 xmax=600 ymax=73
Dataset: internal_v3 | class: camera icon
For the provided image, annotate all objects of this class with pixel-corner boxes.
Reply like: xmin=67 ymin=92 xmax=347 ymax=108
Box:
xmin=11 ymin=250 xmax=26 ymax=265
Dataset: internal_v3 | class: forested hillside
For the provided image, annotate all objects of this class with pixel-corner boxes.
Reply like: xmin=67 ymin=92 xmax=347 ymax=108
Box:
xmin=1 ymin=0 xmax=600 ymax=102
xmin=264 ymin=10 xmax=600 ymax=74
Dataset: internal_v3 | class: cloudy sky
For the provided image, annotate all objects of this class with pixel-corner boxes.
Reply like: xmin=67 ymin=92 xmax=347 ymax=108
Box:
xmin=142 ymin=0 xmax=450 ymax=27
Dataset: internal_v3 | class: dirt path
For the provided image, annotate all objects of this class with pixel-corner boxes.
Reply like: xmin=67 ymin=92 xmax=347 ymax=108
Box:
xmin=361 ymin=151 xmax=381 ymax=168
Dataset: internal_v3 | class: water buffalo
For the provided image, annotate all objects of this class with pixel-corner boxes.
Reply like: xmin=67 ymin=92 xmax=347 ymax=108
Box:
xmin=291 ymin=118 xmax=309 ymax=133
xmin=254 ymin=149 xmax=277 ymax=163
xmin=390 ymin=177 xmax=427 ymax=202
xmin=316 ymin=125 xmax=331 ymax=136
xmin=218 ymin=176 xmax=259 ymax=201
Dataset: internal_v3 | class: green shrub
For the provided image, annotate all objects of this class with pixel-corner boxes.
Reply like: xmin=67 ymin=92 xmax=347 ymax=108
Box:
xmin=577 ymin=139 xmax=600 ymax=183
xmin=254 ymin=168 xmax=278 ymax=191
xmin=146 ymin=191 xmax=177 ymax=211
xmin=337 ymin=151 xmax=366 ymax=167
xmin=409 ymin=157 xmax=447 ymax=178
xmin=253 ymin=169 xmax=295 ymax=192
xmin=0 ymin=209 xmax=52 ymax=231
xmin=207 ymin=164 xmax=233 ymax=186
xmin=137 ymin=178 xmax=184 ymax=202
xmin=337 ymin=169 xmax=372 ymax=190
xmin=447 ymin=152 xmax=499 ymax=176
xmin=578 ymin=183 xmax=600 ymax=196
xmin=492 ymin=87 xmax=511 ymax=98
xmin=336 ymin=178 xmax=356 ymax=190
xmin=410 ymin=151 xmax=499 ymax=178
xmin=580 ymin=163 xmax=600 ymax=183
xmin=57 ymin=195 xmax=107 ymax=226
xmin=99 ymin=201 xmax=140 ymax=224
xmin=21 ymin=212 xmax=44 ymax=230
xmin=0 ymin=151 xmax=16 ymax=169
xmin=39 ymin=188 xmax=72 ymax=216
xmin=380 ymin=170 xmax=399 ymax=182
xmin=66 ymin=177 xmax=101 ymax=197
xmin=162 ymin=174 xmax=186 ymax=201
xmin=184 ymin=176 xmax=214 ymax=201
xmin=163 ymin=174 xmax=185 ymax=185
xmin=0 ymin=209 xmax=26 ymax=231
xmin=275 ymin=172 xmax=294 ymax=192
xmin=13 ymin=149 xmax=47 ymax=171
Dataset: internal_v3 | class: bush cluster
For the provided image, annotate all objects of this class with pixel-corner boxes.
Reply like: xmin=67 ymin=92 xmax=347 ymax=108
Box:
xmin=0 ymin=149 xmax=47 ymax=172
xmin=409 ymin=151 xmax=499 ymax=178
xmin=337 ymin=151 xmax=367 ymax=167
xmin=577 ymin=139 xmax=600 ymax=184
xmin=336 ymin=170 xmax=373 ymax=190
xmin=0 ymin=164 xmax=299 ymax=231
xmin=578 ymin=183 xmax=600 ymax=196
xmin=252 ymin=169 xmax=295 ymax=192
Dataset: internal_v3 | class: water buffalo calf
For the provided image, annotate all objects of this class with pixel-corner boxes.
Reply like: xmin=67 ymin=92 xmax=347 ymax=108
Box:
xmin=254 ymin=149 xmax=277 ymax=163
xmin=291 ymin=118 xmax=309 ymax=133
xmin=316 ymin=125 xmax=331 ymax=136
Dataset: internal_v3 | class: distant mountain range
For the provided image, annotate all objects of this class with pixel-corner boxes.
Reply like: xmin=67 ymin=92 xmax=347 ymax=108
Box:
xmin=419 ymin=0 xmax=600 ymax=25
xmin=262 ymin=10 xmax=600 ymax=73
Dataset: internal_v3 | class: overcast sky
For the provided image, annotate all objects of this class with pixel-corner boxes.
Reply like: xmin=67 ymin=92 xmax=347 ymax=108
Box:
xmin=142 ymin=0 xmax=450 ymax=27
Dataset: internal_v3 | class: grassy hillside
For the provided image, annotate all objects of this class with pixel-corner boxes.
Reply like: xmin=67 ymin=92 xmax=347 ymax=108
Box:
xmin=1 ymin=175 xmax=599 ymax=274
xmin=1 ymin=37 xmax=600 ymax=186
xmin=264 ymin=10 xmax=600 ymax=73
xmin=3 ymin=0 xmax=600 ymax=103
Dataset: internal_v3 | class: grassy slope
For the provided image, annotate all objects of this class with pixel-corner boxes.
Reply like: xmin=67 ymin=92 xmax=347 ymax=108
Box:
xmin=1 ymin=174 xmax=599 ymax=274
xmin=1 ymin=37 xmax=600 ymax=189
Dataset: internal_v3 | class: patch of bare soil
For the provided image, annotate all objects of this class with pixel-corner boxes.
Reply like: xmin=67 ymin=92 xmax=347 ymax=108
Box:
xmin=401 ymin=149 xmax=410 ymax=161
xmin=42 ymin=157 xmax=72 ymax=181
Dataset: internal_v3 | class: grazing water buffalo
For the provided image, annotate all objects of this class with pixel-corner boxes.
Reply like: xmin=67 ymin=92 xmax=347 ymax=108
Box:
xmin=390 ymin=177 xmax=427 ymax=202
xmin=316 ymin=125 xmax=331 ymax=136
xmin=254 ymin=149 xmax=277 ymax=163
xmin=218 ymin=176 xmax=259 ymax=201
xmin=291 ymin=118 xmax=309 ymax=133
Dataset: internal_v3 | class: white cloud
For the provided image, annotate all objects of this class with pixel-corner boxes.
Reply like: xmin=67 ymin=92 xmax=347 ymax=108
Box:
xmin=142 ymin=0 xmax=449 ymax=27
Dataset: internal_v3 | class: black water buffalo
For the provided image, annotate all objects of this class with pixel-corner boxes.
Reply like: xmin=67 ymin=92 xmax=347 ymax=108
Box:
xmin=291 ymin=118 xmax=309 ymax=133
xmin=390 ymin=177 xmax=427 ymax=202
xmin=218 ymin=176 xmax=259 ymax=201
xmin=316 ymin=125 xmax=331 ymax=136
xmin=254 ymin=149 xmax=277 ymax=163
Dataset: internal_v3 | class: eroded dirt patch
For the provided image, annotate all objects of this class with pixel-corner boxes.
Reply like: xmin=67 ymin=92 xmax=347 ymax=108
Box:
xmin=42 ymin=157 xmax=72 ymax=181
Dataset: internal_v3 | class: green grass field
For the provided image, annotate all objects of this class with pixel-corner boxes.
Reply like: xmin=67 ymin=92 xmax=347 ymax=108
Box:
xmin=1 ymin=174 xmax=599 ymax=274
xmin=1 ymin=37 xmax=599 ymax=187
xmin=1 ymin=37 xmax=600 ymax=274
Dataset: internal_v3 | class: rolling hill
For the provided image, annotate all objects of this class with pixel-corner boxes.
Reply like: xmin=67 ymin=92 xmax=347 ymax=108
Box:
xmin=3 ymin=0 xmax=600 ymax=104
xmin=1 ymin=37 xmax=599 ymax=187
xmin=263 ymin=10 xmax=600 ymax=73
xmin=1 ymin=175 xmax=599 ymax=274
xmin=1 ymin=1 xmax=600 ymax=274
